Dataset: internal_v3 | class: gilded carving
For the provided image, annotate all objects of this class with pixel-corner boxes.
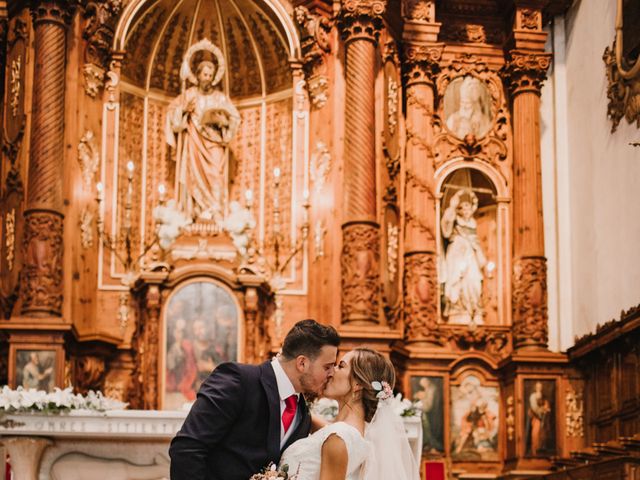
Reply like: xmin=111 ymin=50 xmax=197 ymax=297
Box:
xmin=341 ymin=223 xmax=380 ymax=322
xmin=117 ymin=291 xmax=129 ymax=332
xmin=519 ymin=9 xmax=540 ymax=31
xmin=506 ymin=395 xmax=515 ymax=441
xmin=78 ymin=130 xmax=100 ymax=188
xmin=21 ymin=212 xmax=64 ymax=315
xmin=401 ymin=0 xmax=434 ymax=23
xmin=512 ymin=256 xmax=548 ymax=348
xmin=503 ymin=50 xmax=551 ymax=96
xmin=4 ymin=209 xmax=15 ymax=271
xmin=310 ymin=141 xmax=331 ymax=193
xmin=440 ymin=23 xmax=503 ymax=45
xmin=80 ymin=208 xmax=94 ymax=249
xmin=403 ymin=44 xmax=443 ymax=86
xmin=83 ymin=0 xmax=122 ymax=68
xmin=83 ymin=63 xmax=105 ymax=98
xmin=566 ymin=387 xmax=584 ymax=438
xmin=404 ymin=253 xmax=439 ymax=343
xmin=386 ymin=223 xmax=399 ymax=284
xmin=445 ymin=327 xmax=509 ymax=357
xmin=387 ymin=78 xmax=399 ymax=136
xmin=9 ymin=55 xmax=21 ymax=117
xmin=306 ymin=75 xmax=329 ymax=109
xmin=603 ymin=42 xmax=640 ymax=132
xmin=313 ymin=220 xmax=326 ymax=261
xmin=338 ymin=0 xmax=386 ymax=44
xmin=30 ymin=0 xmax=75 ymax=25
xmin=75 ymin=355 xmax=105 ymax=394
xmin=134 ymin=283 xmax=163 ymax=409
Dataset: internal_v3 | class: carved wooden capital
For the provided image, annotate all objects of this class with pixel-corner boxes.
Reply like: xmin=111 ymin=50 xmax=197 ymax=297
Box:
xmin=512 ymin=256 xmax=548 ymax=349
xmin=403 ymin=252 xmax=439 ymax=343
xmin=338 ymin=0 xmax=386 ymax=45
xmin=82 ymin=0 xmax=122 ymax=68
xmin=402 ymin=44 xmax=442 ymax=86
xmin=341 ymin=222 xmax=380 ymax=323
xmin=20 ymin=210 xmax=64 ymax=315
xmin=401 ymin=0 xmax=434 ymax=23
xmin=504 ymin=50 xmax=551 ymax=96
xmin=30 ymin=0 xmax=75 ymax=26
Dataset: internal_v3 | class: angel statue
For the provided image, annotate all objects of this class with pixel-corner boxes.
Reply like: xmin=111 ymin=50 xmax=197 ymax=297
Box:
xmin=166 ymin=39 xmax=241 ymax=225
xmin=440 ymin=188 xmax=488 ymax=325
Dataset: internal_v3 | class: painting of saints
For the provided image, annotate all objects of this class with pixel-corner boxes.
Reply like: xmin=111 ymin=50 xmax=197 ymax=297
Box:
xmin=16 ymin=351 xmax=56 ymax=391
xmin=444 ymin=76 xmax=492 ymax=140
xmin=411 ymin=376 xmax=444 ymax=453
xmin=525 ymin=380 xmax=556 ymax=456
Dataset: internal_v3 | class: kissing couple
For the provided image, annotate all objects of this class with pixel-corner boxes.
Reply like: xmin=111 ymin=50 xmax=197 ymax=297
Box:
xmin=169 ymin=319 xmax=420 ymax=480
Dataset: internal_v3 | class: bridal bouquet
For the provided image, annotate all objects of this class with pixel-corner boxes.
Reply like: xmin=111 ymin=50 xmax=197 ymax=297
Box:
xmin=249 ymin=463 xmax=297 ymax=480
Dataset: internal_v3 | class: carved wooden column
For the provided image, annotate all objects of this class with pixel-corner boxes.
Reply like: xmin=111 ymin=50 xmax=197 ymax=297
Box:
xmin=20 ymin=0 xmax=73 ymax=316
xmin=505 ymin=43 xmax=551 ymax=349
xmin=338 ymin=0 xmax=385 ymax=325
xmin=401 ymin=0 xmax=442 ymax=344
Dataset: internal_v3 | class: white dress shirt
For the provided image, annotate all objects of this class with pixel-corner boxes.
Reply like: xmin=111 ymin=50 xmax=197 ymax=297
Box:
xmin=270 ymin=357 xmax=300 ymax=448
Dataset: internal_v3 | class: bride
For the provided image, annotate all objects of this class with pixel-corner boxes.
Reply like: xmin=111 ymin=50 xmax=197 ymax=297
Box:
xmin=279 ymin=348 xmax=420 ymax=480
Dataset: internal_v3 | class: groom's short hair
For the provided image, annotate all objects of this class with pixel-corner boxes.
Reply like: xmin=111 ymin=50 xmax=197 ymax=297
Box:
xmin=281 ymin=319 xmax=340 ymax=360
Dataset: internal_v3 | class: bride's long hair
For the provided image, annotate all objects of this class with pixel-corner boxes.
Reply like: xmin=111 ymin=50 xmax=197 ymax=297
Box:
xmin=349 ymin=348 xmax=396 ymax=422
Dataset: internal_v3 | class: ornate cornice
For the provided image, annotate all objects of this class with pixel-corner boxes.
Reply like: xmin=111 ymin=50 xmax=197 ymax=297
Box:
xmin=402 ymin=43 xmax=443 ymax=86
xmin=338 ymin=0 xmax=386 ymax=45
xmin=503 ymin=50 xmax=551 ymax=96
xmin=29 ymin=0 xmax=75 ymax=26
xmin=82 ymin=0 xmax=122 ymax=68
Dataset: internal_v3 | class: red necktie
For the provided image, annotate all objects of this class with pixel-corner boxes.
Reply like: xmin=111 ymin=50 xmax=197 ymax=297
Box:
xmin=282 ymin=395 xmax=298 ymax=434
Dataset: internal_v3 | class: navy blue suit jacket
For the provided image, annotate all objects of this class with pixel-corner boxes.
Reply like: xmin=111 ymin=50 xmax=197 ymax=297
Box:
xmin=169 ymin=361 xmax=310 ymax=480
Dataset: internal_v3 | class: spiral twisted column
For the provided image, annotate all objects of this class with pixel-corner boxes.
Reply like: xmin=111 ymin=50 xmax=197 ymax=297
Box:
xmin=21 ymin=1 xmax=73 ymax=316
xmin=402 ymin=44 xmax=442 ymax=343
xmin=338 ymin=0 xmax=385 ymax=324
xmin=504 ymin=50 xmax=551 ymax=350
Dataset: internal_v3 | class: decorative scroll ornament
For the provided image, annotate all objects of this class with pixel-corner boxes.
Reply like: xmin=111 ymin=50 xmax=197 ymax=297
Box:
xmin=83 ymin=63 xmax=105 ymax=98
xmin=401 ymin=0 xmax=434 ymax=23
xmin=83 ymin=0 xmax=122 ymax=68
xmin=21 ymin=212 xmax=64 ymax=315
xmin=506 ymin=395 xmax=515 ymax=441
xmin=403 ymin=44 xmax=443 ymax=86
xmin=341 ymin=223 xmax=380 ymax=322
xmin=386 ymin=222 xmax=399 ymax=283
xmin=293 ymin=6 xmax=332 ymax=108
xmin=313 ymin=219 xmax=326 ymax=261
xmin=310 ymin=141 xmax=331 ymax=193
xmin=444 ymin=327 xmax=509 ymax=358
xmin=565 ymin=387 xmax=584 ymax=438
xmin=404 ymin=253 xmax=439 ymax=343
xmin=512 ymin=256 xmax=548 ymax=348
xmin=503 ymin=50 xmax=551 ymax=96
xmin=5 ymin=209 xmax=16 ymax=270
xmin=338 ymin=0 xmax=386 ymax=44
xmin=78 ymin=130 xmax=99 ymax=188
xmin=387 ymin=78 xmax=399 ymax=136
xmin=9 ymin=55 xmax=21 ymax=117
xmin=80 ymin=207 xmax=94 ymax=249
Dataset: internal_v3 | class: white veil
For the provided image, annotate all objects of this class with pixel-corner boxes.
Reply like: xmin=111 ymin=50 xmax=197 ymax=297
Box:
xmin=360 ymin=399 xmax=421 ymax=480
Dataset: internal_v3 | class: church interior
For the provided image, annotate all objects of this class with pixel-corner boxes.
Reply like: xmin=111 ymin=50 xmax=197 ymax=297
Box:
xmin=0 ymin=0 xmax=639 ymax=477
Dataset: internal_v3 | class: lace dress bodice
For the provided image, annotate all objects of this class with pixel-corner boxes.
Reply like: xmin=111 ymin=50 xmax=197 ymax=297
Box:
xmin=280 ymin=422 xmax=370 ymax=480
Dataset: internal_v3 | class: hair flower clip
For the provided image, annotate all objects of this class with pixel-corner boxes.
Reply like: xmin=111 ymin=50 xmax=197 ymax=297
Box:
xmin=371 ymin=380 xmax=393 ymax=400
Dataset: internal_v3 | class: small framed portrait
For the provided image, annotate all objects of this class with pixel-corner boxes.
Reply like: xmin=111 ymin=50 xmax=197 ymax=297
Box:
xmin=524 ymin=379 xmax=557 ymax=457
xmin=450 ymin=374 xmax=500 ymax=461
xmin=163 ymin=278 xmax=241 ymax=410
xmin=410 ymin=376 xmax=445 ymax=454
xmin=12 ymin=348 xmax=59 ymax=391
xmin=443 ymin=76 xmax=493 ymax=140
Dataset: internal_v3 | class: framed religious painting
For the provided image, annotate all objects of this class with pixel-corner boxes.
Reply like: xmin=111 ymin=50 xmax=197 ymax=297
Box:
xmin=450 ymin=374 xmax=500 ymax=461
xmin=8 ymin=343 xmax=64 ymax=392
xmin=523 ymin=379 xmax=557 ymax=457
xmin=443 ymin=76 xmax=493 ymax=140
xmin=162 ymin=278 xmax=241 ymax=410
xmin=410 ymin=376 xmax=445 ymax=454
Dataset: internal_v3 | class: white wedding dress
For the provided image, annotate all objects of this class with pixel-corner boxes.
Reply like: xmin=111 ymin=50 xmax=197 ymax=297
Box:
xmin=280 ymin=422 xmax=370 ymax=480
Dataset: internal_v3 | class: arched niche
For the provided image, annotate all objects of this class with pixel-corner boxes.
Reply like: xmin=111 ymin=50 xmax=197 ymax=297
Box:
xmin=435 ymin=161 xmax=510 ymax=327
xmin=161 ymin=277 xmax=242 ymax=410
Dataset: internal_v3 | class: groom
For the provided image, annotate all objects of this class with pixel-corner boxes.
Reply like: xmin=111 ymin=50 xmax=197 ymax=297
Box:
xmin=169 ymin=319 xmax=340 ymax=479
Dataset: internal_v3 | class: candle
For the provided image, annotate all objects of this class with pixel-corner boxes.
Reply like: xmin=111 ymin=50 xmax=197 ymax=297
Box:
xmin=158 ymin=183 xmax=166 ymax=203
xmin=245 ymin=189 xmax=253 ymax=207
xmin=126 ymin=160 xmax=135 ymax=176
xmin=273 ymin=167 xmax=281 ymax=179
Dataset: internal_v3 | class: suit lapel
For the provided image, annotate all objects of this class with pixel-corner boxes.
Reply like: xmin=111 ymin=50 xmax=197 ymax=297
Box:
xmin=281 ymin=395 xmax=310 ymax=452
xmin=259 ymin=361 xmax=281 ymax=462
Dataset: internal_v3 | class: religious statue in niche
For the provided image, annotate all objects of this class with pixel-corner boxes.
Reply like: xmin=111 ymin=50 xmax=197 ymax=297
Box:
xmin=444 ymin=76 xmax=492 ymax=140
xmin=166 ymin=39 xmax=241 ymax=225
xmin=441 ymin=188 xmax=490 ymax=325
xmin=450 ymin=374 xmax=499 ymax=461
xmin=164 ymin=281 xmax=239 ymax=410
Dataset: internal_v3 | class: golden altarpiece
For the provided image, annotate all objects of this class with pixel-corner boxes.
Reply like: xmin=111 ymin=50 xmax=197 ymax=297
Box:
xmin=0 ymin=0 xmax=588 ymax=477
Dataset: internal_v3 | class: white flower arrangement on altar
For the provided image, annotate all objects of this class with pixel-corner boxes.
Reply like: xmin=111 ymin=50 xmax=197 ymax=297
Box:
xmin=310 ymin=393 xmax=422 ymax=422
xmin=0 ymin=386 xmax=128 ymax=414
